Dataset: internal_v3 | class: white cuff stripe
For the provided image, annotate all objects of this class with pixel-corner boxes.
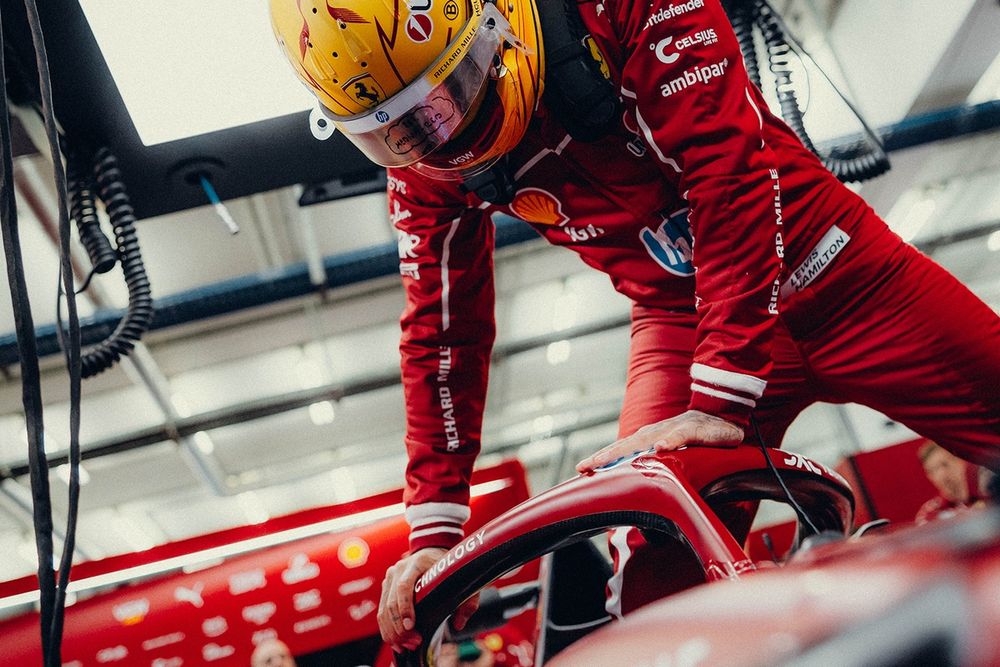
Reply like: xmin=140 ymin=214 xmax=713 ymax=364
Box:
xmin=410 ymin=526 xmax=465 ymax=540
xmin=691 ymin=363 xmax=766 ymax=398
xmin=409 ymin=516 xmax=465 ymax=529
xmin=405 ymin=502 xmax=471 ymax=526
xmin=691 ymin=383 xmax=756 ymax=408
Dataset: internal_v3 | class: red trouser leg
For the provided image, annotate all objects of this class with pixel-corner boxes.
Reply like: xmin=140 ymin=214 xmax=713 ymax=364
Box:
xmin=798 ymin=230 xmax=1000 ymax=472
xmin=606 ymin=306 xmax=817 ymax=617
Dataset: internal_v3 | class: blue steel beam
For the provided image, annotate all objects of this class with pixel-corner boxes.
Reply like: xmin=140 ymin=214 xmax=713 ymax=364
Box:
xmin=2 ymin=100 xmax=1000 ymax=367
xmin=0 ymin=216 xmax=537 ymax=367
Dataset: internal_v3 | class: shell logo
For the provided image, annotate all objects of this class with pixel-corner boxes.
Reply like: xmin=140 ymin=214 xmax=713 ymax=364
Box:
xmin=338 ymin=537 xmax=370 ymax=568
xmin=112 ymin=598 xmax=149 ymax=626
xmin=510 ymin=188 xmax=570 ymax=226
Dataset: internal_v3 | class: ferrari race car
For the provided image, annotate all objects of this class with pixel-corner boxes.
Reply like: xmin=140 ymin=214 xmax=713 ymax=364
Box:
xmin=396 ymin=446 xmax=1000 ymax=667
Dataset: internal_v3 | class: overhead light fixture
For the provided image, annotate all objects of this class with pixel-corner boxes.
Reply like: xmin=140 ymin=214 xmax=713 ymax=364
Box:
xmin=308 ymin=401 xmax=336 ymax=426
xmin=170 ymin=394 xmax=193 ymax=418
xmin=552 ymin=291 xmax=579 ymax=331
xmin=329 ymin=467 xmax=357 ymax=503
xmin=115 ymin=515 xmax=158 ymax=553
xmin=78 ymin=1 xmax=314 ymax=146
xmin=546 ymin=340 xmax=572 ymax=365
xmin=236 ymin=491 xmax=270 ymax=525
xmin=192 ymin=431 xmax=215 ymax=455
xmin=532 ymin=415 xmax=555 ymax=440
xmin=295 ymin=359 xmax=326 ymax=390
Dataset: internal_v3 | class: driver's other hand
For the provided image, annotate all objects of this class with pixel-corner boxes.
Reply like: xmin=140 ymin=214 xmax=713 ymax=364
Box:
xmin=379 ymin=547 xmax=447 ymax=652
xmin=576 ymin=409 xmax=744 ymax=473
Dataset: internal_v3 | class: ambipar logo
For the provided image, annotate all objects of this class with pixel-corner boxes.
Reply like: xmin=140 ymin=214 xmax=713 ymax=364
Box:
xmin=660 ymin=58 xmax=729 ymax=97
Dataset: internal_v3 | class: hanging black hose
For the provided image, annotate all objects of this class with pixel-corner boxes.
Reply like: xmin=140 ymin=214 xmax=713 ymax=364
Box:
xmin=67 ymin=147 xmax=154 ymax=378
xmin=726 ymin=0 xmax=891 ymax=183
xmin=0 ymin=6 xmax=58 ymax=663
xmin=23 ymin=0 xmax=84 ymax=659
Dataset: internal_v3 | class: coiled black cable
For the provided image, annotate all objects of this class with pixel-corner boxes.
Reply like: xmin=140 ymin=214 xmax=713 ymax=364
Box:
xmin=71 ymin=148 xmax=154 ymax=378
xmin=67 ymin=151 xmax=116 ymax=275
xmin=754 ymin=0 xmax=889 ymax=183
xmin=728 ymin=2 xmax=762 ymax=89
xmin=727 ymin=0 xmax=891 ymax=183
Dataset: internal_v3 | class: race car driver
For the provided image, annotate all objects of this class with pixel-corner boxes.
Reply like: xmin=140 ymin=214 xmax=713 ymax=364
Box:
xmin=269 ymin=0 xmax=1000 ymax=652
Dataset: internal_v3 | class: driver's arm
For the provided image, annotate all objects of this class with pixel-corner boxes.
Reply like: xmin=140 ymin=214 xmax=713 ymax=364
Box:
xmin=380 ymin=168 xmax=496 ymax=650
xmin=612 ymin=0 xmax=784 ymax=427
xmin=390 ymin=168 xmax=496 ymax=552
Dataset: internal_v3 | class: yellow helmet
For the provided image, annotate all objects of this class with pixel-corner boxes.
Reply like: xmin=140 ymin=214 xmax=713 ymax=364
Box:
xmin=269 ymin=0 xmax=544 ymax=177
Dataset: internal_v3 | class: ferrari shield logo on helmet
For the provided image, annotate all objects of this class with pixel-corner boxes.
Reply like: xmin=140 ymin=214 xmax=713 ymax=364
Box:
xmin=343 ymin=73 xmax=386 ymax=108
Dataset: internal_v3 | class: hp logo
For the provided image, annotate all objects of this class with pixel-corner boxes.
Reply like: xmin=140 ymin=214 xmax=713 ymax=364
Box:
xmin=375 ymin=110 xmax=390 ymax=123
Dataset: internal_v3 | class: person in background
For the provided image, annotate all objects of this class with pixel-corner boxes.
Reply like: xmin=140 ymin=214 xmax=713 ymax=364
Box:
xmin=916 ymin=441 xmax=985 ymax=524
xmin=251 ymin=638 xmax=297 ymax=667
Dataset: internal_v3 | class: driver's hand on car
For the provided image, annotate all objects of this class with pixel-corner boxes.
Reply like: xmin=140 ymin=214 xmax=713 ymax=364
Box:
xmin=378 ymin=547 xmax=480 ymax=652
xmin=576 ymin=409 xmax=744 ymax=473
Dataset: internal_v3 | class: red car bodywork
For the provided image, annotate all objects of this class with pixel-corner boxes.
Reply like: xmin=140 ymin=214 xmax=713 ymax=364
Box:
xmin=399 ymin=446 xmax=997 ymax=666
xmin=553 ymin=507 xmax=1000 ymax=666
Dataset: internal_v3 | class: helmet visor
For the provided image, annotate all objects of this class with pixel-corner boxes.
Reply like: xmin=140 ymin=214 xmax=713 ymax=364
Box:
xmin=320 ymin=2 xmax=517 ymax=169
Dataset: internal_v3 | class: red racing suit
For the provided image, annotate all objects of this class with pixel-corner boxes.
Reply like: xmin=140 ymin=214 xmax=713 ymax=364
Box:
xmin=389 ymin=0 xmax=1000 ymax=552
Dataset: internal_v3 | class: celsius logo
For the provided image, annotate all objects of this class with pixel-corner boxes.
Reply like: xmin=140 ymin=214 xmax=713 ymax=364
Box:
xmin=651 ymin=36 xmax=679 ymax=64
xmin=650 ymin=29 xmax=718 ymax=64
xmin=375 ymin=110 xmax=390 ymax=123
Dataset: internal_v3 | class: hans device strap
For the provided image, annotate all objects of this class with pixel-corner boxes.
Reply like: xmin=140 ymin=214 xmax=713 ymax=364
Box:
xmin=537 ymin=0 xmax=621 ymax=142
xmin=461 ymin=0 xmax=619 ymax=203
xmin=460 ymin=155 xmax=517 ymax=205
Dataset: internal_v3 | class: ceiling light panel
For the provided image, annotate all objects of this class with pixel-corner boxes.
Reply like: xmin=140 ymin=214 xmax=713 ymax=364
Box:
xmin=79 ymin=1 xmax=314 ymax=145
